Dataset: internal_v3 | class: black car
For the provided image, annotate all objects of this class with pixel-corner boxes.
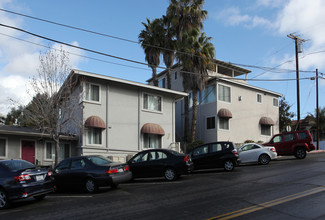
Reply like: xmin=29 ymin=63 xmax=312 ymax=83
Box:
xmin=53 ymin=155 xmax=132 ymax=193
xmin=128 ymin=149 xmax=193 ymax=181
xmin=189 ymin=142 xmax=240 ymax=171
xmin=0 ymin=159 xmax=54 ymax=209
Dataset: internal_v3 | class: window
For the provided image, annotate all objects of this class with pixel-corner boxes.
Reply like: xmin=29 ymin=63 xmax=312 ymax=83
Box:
xmin=284 ymin=133 xmax=296 ymax=141
xmin=175 ymin=71 xmax=178 ymax=80
xmin=158 ymin=78 xmax=166 ymax=88
xmin=193 ymin=145 xmax=209 ymax=156
xmin=149 ymin=151 xmax=167 ymax=160
xmin=218 ymin=84 xmax=231 ymax=102
xmin=201 ymin=85 xmax=216 ymax=104
xmin=46 ymin=142 xmax=55 ymax=160
xmin=273 ymin=98 xmax=279 ymax=107
xmin=85 ymin=83 xmax=100 ymax=102
xmin=132 ymin=152 xmax=149 ymax=163
xmin=261 ymin=124 xmax=272 ymax=136
xmin=211 ymin=143 xmax=222 ymax=152
xmin=143 ymin=93 xmax=162 ymax=112
xmin=207 ymin=117 xmax=215 ymax=130
xmin=298 ymin=131 xmax=308 ymax=140
xmin=55 ymin=160 xmax=70 ymax=172
xmin=272 ymin=135 xmax=282 ymax=143
xmin=143 ymin=133 xmax=162 ymax=149
xmin=71 ymin=159 xmax=86 ymax=169
xmin=0 ymin=138 xmax=6 ymax=157
xmin=219 ymin=118 xmax=229 ymax=130
xmin=257 ymin=94 xmax=262 ymax=103
xmin=87 ymin=128 xmax=102 ymax=145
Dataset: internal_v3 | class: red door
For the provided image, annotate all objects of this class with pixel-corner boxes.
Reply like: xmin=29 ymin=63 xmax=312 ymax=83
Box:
xmin=22 ymin=140 xmax=35 ymax=164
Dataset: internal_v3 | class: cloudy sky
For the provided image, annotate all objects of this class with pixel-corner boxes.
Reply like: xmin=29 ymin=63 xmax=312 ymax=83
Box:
xmin=0 ymin=0 xmax=324 ymax=119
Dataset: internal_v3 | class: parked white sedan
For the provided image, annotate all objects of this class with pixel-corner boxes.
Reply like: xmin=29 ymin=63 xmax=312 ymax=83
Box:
xmin=238 ymin=143 xmax=277 ymax=165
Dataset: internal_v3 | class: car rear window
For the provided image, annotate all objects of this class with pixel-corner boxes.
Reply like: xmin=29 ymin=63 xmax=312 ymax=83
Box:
xmin=88 ymin=156 xmax=113 ymax=165
xmin=0 ymin=160 xmax=35 ymax=171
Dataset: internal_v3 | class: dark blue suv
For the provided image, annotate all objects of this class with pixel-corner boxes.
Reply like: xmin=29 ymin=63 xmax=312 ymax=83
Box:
xmin=189 ymin=142 xmax=240 ymax=171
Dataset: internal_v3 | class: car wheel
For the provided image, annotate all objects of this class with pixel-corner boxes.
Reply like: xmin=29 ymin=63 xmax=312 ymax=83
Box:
xmin=85 ymin=178 xmax=98 ymax=193
xmin=259 ymin=154 xmax=271 ymax=165
xmin=34 ymin=194 xmax=46 ymax=200
xmin=0 ymin=189 xmax=9 ymax=210
xmin=164 ymin=168 xmax=177 ymax=181
xmin=295 ymin=147 xmax=306 ymax=159
xmin=224 ymin=160 xmax=234 ymax=171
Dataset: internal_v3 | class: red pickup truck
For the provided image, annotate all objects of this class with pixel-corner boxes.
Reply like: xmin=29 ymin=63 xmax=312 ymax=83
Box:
xmin=263 ymin=130 xmax=315 ymax=159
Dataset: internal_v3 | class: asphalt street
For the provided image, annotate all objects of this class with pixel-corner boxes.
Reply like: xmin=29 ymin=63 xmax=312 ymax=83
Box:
xmin=1 ymin=152 xmax=325 ymax=220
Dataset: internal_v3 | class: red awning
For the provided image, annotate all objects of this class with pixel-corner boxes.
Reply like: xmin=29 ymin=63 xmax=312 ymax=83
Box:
xmin=259 ymin=117 xmax=274 ymax=126
xmin=218 ymin=108 xmax=233 ymax=118
xmin=85 ymin=116 xmax=106 ymax=129
xmin=141 ymin=123 xmax=165 ymax=136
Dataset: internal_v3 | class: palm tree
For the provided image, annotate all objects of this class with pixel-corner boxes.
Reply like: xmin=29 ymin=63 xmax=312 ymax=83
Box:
xmin=139 ymin=18 xmax=164 ymax=86
xmin=178 ymin=28 xmax=215 ymax=142
xmin=167 ymin=0 xmax=209 ymax=142
xmin=167 ymin=0 xmax=207 ymax=41
xmin=161 ymin=15 xmax=177 ymax=89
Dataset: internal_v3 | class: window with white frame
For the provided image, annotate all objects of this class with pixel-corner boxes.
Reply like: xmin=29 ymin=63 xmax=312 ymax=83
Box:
xmin=206 ymin=116 xmax=216 ymax=130
xmin=85 ymin=82 xmax=100 ymax=102
xmin=257 ymin=94 xmax=262 ymax=103
xmin=219 ymin=117 xmax=230 ymax=130
xmin=143 ymin=133 xmax=162 ymax=149
xmin=261 ymin=124 xmax=272 ymax=136
xmin=201 ymin=85 xmax=216 ymax=104
xmin=273 ymin=98 xmax=279 ymax=107
xmin=87 ymin=128 xmax=102 ymax=145
xmin=158 ymin=78 xmax=166 ymax=88
xmin=45 ymin=142 xmax=55 ymax=160
xmin=143 ymin=93 xmax=162 ymax=112
xmin=218 ymin=84 xmax=231 ymax=102
xmin=0 ymin=138 xmax=6 ymax=157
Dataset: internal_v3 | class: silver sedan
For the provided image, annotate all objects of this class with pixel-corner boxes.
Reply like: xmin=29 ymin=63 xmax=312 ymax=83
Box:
xmin=238 ymin=143 xmax=277 ymax=165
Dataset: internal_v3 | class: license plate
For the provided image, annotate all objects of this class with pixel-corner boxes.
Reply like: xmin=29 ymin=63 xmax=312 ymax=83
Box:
xmin=118 ymin=168 xmax=124 ymax=173
xmin=35 ymin=175 xmax=44 ymax=181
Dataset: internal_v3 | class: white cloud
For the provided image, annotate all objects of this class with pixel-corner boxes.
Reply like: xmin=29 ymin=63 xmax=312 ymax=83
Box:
xmin=215 ymin=7 xmax=274 ymax=29
xmin=0 ymin=1 xmax=84 ymax=115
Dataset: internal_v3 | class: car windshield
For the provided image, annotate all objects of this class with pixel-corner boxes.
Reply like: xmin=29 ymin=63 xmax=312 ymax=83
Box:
xmin=87 ymin=156 xmax=113 ymax=165
xmin=0 ymin=160 xmax=35 ymax=171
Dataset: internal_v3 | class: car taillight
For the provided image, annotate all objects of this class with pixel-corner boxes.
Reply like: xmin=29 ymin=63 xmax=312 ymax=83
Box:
xmin=232 ymin=149 xmax=238 ymax=156
xmin=106 ymin=169 xmax=118 ymax=174
xmin=47 ymin=171 xmax=53 ymax=176
xmin=14 ymin=174 xmax=31 ymax=182
xmin=270 ymin=147 xmax=276 ymax=152
xmin=124 ymin=166 xmax=130 ymax=171
xmin=184 ymin=155 xmax=190 ymax=162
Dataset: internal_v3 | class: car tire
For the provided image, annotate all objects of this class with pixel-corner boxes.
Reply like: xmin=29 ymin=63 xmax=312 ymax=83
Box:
xmin=295 ymin=147 xmax=306 ymax=159
xmin=259 ymin=154 xmax=271 ymax=165
xmin=0 ymin=189 xmax=9 ymax=210
xmin=164 ymin=168 xmax=177 ymax=181
xmin=34 ymin=194 xmax=46 ymax=200
xmin=224 ymin=160 xmax=234 ymax=171
xmin=85 ymin=178 xmax=98 ymax=193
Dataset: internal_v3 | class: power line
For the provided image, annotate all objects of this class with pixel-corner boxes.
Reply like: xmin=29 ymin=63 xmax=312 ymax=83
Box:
xmin=0 ymin=8 xmax=313 ymax=75
xmin=0 ymin=32 xmax=151 ymax=72
xmin=0 ymin=23 xmax=320 ymax=83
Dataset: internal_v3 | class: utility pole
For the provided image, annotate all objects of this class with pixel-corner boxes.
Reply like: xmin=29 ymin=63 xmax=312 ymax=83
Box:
xmin=287 ymin=33 xmax=306 ymax=130
xmin=316 ymin=69 xmax=319 ymax=150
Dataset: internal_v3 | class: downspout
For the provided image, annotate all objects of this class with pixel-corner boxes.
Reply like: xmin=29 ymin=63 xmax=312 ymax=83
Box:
xmin=138 ymin=89 xmax=141 ymax=151
xmin=106 ymin=84 xmax=109 ymax=152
